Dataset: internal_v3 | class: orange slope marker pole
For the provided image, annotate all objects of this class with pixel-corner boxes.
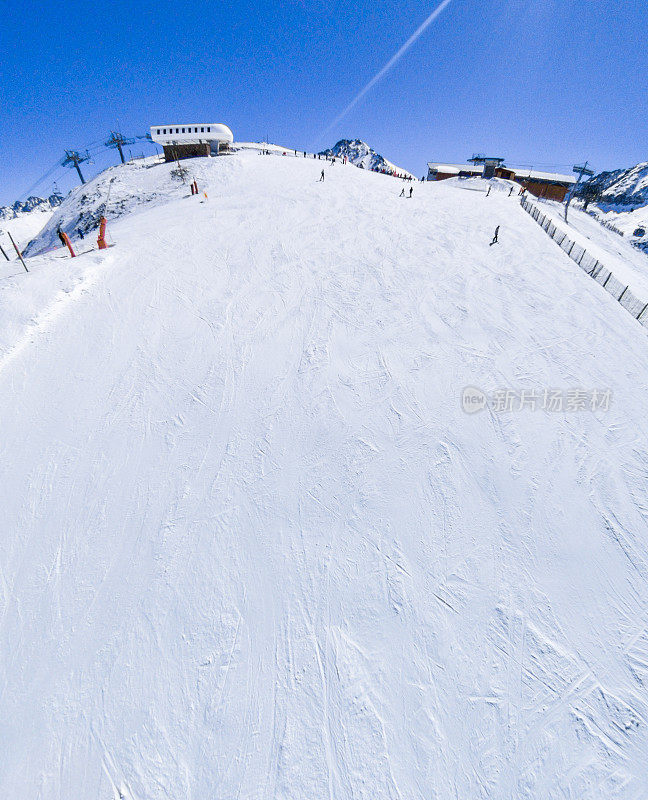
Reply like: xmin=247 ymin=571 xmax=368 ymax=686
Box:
xmin=60 ymin=231 xmax=76 ymax=258
xmin=97 ymin=217 xmax=109 ymax=250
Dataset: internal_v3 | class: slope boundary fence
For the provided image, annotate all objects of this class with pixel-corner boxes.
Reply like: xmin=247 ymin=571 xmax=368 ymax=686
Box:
xmin=520 ymin=196 xmax=648 ymax=328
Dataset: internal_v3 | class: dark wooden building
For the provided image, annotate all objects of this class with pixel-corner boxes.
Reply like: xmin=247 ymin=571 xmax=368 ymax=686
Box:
xmin=427 ymin=158 xmax=576 ymax=202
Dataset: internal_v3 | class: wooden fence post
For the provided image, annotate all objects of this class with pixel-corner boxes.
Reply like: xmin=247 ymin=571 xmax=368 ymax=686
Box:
xmin=7 ymin=232 xmax=28 ymax=273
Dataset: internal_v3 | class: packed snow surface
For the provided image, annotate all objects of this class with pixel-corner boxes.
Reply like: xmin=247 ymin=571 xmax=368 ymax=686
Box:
xmin=2 ymin=150 xmax=648 ymax=800
xmin=0 ymin=207 xmax=53 ymax=251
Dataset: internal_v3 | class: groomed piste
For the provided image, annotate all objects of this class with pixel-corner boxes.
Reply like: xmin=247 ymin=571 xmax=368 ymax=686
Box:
xmin=2 ymin=148 xmax=648 ymax=800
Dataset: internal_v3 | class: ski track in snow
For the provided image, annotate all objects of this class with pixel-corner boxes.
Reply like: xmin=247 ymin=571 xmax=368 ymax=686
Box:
xmin=1 ymin=151 xmax=648 ymax=799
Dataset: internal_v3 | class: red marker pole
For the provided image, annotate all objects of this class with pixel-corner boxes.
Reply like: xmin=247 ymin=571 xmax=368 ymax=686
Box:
xmin=97 ymin=217 xmax=109 ymax=250
xmin=59 ymin=231 xmax=76 ymax=258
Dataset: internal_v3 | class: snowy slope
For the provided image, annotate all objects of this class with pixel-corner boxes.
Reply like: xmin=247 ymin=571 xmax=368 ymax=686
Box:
xmin=535 ymin=199 xmax=648 ymax=299
xmin=0 ymin=207 xmax=54 ymax=252
xmin=2 ymin=151 xmax=648 ymax=800
xmin=0 ymin=193 xmax=64 ymax=253
xmin=597 ymin=203 xmax=648 ymax=254
xmin=23 ymin=156 xmax=174 ymax=256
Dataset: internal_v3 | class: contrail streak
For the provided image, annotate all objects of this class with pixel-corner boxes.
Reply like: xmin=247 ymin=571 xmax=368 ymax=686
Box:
xmin=315 ymin=0 xmax=454 ymax=144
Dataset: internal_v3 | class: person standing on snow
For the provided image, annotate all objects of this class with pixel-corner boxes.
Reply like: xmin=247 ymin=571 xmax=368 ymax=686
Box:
xmin=489 ymin=226 xmax=500 ymax=246
xmin=400 ymin=187 xmax=405 ymax=197
xmin=409 ymin=187 xmax=413 ymax=198
xmin=320 ymin=169 xmax=325 ymax=182
xmin=486 ymin=185 xmax=492 ymax=197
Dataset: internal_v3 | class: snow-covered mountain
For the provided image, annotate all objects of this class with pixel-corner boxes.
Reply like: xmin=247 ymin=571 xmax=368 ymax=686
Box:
xmin=0 ymin=192 xmax=64 ymax=220
xmin=0 ymin=194 xmax=66 ymax=251
xmin=319 ymin=138 xmax=414 ymax=177
xmin=2 ymin=148 xmax=648 ymax=800
xmin=583 ymin=161 xmax=648 ymax=207
xmin=577 ymin=162 xmax=648 ymax=253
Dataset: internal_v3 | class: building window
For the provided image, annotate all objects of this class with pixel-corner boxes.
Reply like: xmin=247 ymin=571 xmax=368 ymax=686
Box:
xmin=176 ymin=128 xmax=179 ymax=133
xmin=201 ymin=127 xmax=204 ymax=132
xmin=182 ymin=128 xmax=185 ymax=133
xmin=207 ymin=127 xmax=210 ymax=132
xmin=163 ymin=129 xmax=167 ymax=134
xmin=157 ymin=129 xmax=160 ymax=135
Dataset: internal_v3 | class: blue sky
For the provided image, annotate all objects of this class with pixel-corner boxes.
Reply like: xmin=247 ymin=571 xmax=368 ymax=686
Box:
xmin=1 ymin=0 xmax=646 ymax=204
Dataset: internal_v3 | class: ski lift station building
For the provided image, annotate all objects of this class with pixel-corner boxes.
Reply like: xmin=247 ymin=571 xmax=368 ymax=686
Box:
xmin=150 ymin=123 xmax=234 ymax=162
xmin=427 ymin=155 xmax=577 ymax=201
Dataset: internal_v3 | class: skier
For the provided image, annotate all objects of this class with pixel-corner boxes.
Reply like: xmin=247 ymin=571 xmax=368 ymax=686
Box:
xmin=57 ymin=227 xmax=66 ymax=247
xmin=409 ymin=187 xmax=413 ymax=198
xmin=489 ymin=226 xmax=500 ymax=246
xmin=486 ymin=186 xmax=492 ymax=197
xmin=509 ymin=187 xmax=514 ymax=197
xmin=320 ymin=169 xmax=325 ymax=182
xmin=400 ymin=188 xmax=405 ymax=197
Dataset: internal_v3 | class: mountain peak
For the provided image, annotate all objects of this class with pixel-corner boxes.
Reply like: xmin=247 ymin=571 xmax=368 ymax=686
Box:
xmin=318 ymin=139 xmax=414 ymax=177
xmin=0 ymin=192 xmax=65 ymax=221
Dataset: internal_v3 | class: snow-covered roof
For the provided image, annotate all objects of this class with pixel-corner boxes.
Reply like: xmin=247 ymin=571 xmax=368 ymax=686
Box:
xmin=428 ymin=163 xmax=483 ymax=174
xmin=513 ymin=168 xmax=576 ymax=185
xmin=150 ymin=124 xmax=234 ymax=146
xmin=427 ymin=161 xmax=576 ymax=184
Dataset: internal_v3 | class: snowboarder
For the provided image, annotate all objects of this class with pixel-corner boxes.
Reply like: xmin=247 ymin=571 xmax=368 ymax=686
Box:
xmin=489 ymin=226 xmax=500 ymax=246
xmin=320 ymin=170 xmax=325 ymax=182
xmin=409 ymin=187 xmax=413 ymax=198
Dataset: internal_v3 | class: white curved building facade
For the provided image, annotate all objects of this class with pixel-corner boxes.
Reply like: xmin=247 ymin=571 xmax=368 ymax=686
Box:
xmin=150 ymin=123 xmax=234 ymax=161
